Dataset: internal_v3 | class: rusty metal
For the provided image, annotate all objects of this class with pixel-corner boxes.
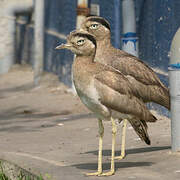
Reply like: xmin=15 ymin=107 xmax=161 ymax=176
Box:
xmin=76 ymin=6 xmax=89 ymax=16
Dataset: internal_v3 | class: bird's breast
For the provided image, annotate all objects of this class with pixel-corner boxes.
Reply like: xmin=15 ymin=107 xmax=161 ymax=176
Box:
xmin=74 ymin=79 xmax=111 ymax=120
xmin=75 ymin=79 xmax=101 ymax=108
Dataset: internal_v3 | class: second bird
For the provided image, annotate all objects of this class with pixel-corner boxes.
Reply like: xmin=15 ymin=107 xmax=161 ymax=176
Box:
xmin=80 ymin=15 xmax=170 ymax=160
xmin=81 ymin=16 xmax=170 ymax=110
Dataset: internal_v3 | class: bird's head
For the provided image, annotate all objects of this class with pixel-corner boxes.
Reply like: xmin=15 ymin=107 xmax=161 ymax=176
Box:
xmin=80 ymin=16 xmax=111 ymax=41
xmin=56 ymin=30 xmax=96 ymax=56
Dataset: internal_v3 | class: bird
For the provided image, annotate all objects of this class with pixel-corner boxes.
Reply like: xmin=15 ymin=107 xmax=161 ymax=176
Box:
xmin=56 ymin=30 xmax=157 ymax=176
xmin=80 ymin=16 xmax=170 ymax=109
xmin=80 ymin=16 xmax=170 ymax=159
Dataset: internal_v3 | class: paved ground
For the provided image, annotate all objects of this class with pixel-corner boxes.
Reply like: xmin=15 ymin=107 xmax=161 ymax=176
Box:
xmin=0 ymin=65 xmax=180 ymax=180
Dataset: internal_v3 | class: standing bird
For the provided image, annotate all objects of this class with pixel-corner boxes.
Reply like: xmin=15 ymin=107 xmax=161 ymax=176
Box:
xmin=81 ymin=16 xmax=170 ymax=109
xmin=56 ymin=31 xmax=157 ymax=176
xmin=81 ymin=16 xmax=170 ymax=159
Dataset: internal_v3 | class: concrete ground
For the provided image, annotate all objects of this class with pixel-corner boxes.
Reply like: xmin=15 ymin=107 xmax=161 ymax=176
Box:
xmin=0 ymin=65 xmax=180 ymax=180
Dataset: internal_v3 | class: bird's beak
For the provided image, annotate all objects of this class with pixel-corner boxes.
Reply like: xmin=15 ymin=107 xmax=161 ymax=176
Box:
xmin=55 ymin=43 xmax=72 ymax=50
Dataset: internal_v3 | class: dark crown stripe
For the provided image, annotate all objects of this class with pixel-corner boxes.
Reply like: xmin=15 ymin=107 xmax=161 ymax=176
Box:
xmin=88 ymin=17 xmax=111 ymax=30
xmin=75 ymin=33 xmax=97 ymax=47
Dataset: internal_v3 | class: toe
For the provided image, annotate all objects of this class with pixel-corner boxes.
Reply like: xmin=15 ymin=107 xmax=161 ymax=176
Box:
xmin=85 ymin=171 xmax=102 ymax=176
xmin=99 ymin=171 xmax=115 ymax=176
xmin=114 ymin=155 xmax=124 ymax=160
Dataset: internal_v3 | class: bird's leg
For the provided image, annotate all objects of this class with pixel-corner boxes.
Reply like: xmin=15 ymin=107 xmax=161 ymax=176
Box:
xmin=115 ymin=119 xmax=127 ymax=160
xmin=100 ymin=117 xmax=117 ymax=176
xmin=86 ymin=119 xmax=104 ymax=176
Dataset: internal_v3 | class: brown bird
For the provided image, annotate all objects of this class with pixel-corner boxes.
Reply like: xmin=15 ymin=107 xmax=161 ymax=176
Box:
xmin=56 ymin=31 xmax=157 ymax=176
xmin=81 ymin=16 xmax=170 ymax=159
xmin=81 ymin=16 xmax=170 ymax=109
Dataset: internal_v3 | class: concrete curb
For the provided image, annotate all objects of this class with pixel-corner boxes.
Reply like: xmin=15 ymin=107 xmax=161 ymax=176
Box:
xmin=0 ymin=159 xmax=42 ymax=180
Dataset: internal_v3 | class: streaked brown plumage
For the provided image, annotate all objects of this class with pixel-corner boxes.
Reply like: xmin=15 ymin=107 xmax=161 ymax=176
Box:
xmin=128 ymin=118 xmax=150 ymax=145
xmin=56 ymin=31 xmax=157 ymax=176
xmin=81 ymin=16 xmax=170 ymax=110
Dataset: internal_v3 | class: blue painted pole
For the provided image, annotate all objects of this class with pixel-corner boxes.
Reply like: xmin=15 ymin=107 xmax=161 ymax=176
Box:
xmin=122 ymin=0 xmax=138 ymax=57
xmin=169 ymin=28 xmax=180 ymax=152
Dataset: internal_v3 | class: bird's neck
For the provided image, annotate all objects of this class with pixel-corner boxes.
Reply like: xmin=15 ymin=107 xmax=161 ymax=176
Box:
xmin=72 ymin=55 xmax=96 ymax=91
xmin=97 ymin=37 xmax=112 ymax=48
xmin=74 ymin=54 xmax=95 ymax=65
xmin=95 ymin=37 xmax=112 ymax=58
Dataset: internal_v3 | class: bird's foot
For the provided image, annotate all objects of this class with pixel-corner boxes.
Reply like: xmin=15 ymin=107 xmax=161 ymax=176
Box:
xmin=85 ymin=171 xmax=102 ymax=176
xmin=99 ymin=170 xmax=115 ymax=176
xmin=114 ymin=155 xmax=125 ymax=160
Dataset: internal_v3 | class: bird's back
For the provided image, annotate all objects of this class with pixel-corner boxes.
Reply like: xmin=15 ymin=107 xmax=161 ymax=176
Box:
xmin=95 ymin=47 xmax=170 ymax=110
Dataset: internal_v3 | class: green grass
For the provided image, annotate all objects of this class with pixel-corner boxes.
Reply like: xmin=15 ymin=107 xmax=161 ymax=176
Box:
xmin=0 ymin=172 xmax=9 ymax=180
xmin=0 ymin=171 xmax=43 ymax=180
xmin=17 ymin=172 xmax=43 ymax=180
xmin=0 ymin=162 xmax=43 ymax=180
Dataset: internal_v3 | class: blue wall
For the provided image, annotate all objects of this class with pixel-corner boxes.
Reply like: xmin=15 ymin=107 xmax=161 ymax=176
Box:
xmin=17 ymin=0 xmax=180 ymax=114
xmin=135 ymin=0 xmax=180 ymax=115
xmin=18 ymin=0 xmax=180 ymax=86
xmin=44 ymin=0 xmax=77 ymax=85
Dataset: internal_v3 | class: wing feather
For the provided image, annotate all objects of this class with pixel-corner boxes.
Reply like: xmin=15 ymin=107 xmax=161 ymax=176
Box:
xmin=111 ymin=53 xmax=167 ymax=89
xmin=94 ymin=76 xmax=157 ymax=122
xmin=95 ymin=70 xmax=133 ymax=96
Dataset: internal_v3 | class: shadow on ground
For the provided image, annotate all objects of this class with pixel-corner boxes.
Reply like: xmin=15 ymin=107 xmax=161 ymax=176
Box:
xmin=83 ymin=146 xmax=171 ymax=156
xmin=72 ymin=161 xmax=154 ymax=171
xmin=72 ymin=146 xmax=170 ymax=171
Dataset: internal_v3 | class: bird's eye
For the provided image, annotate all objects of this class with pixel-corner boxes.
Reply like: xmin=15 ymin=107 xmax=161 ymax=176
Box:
xmin=77 ymin=39 xmax=85 ymax=46
xmin=90 ymin=24 xmax=99 ymax=29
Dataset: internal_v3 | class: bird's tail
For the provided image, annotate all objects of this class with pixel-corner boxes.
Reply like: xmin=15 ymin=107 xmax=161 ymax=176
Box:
xmin=128 ymin=118 xmax=151 ymax=145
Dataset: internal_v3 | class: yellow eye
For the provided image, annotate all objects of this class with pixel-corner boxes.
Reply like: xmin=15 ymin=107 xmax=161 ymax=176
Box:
xmin=90 ymin=24 xmax=99 ymax=29
xmin=77 ymin=39 xmax=85 ymax=46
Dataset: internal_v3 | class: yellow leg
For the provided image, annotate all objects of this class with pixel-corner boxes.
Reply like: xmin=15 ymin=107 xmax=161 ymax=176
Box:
xmin=115 ymin=119 xmax=127 ymax=160
xmin=100 ymin=117 xmax=117 ymax=176
xmin=86 ymin=119 xmax=104 ymax=176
